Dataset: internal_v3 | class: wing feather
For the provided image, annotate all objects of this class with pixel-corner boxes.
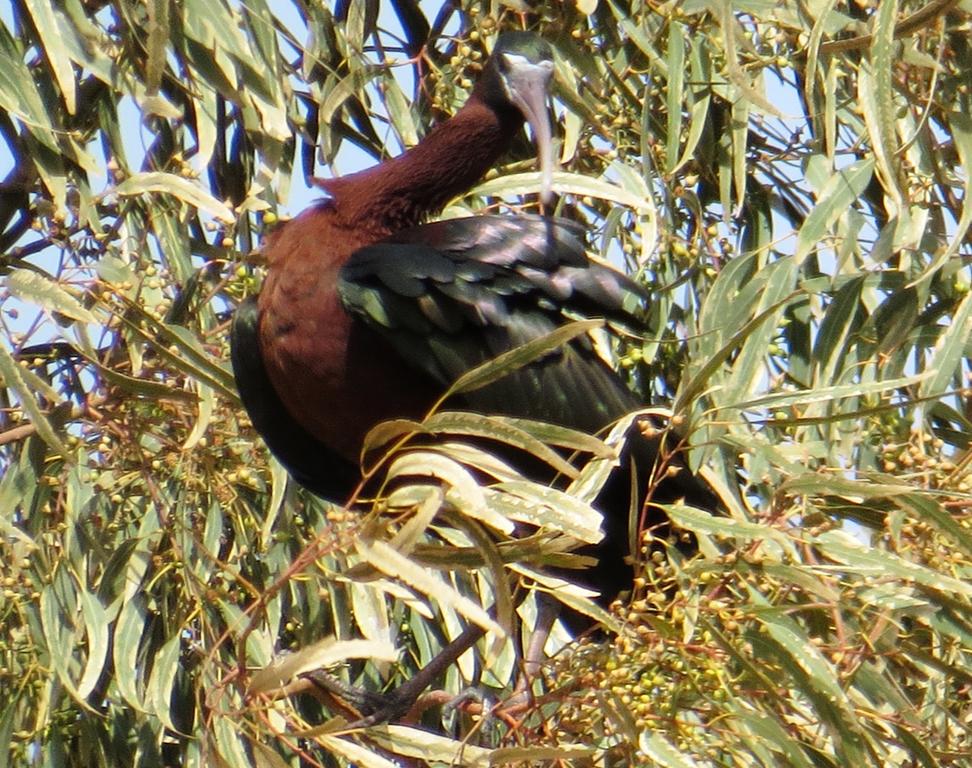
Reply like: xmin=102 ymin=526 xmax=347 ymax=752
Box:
xmin=339 ymin=215 xmax=644 ymax=433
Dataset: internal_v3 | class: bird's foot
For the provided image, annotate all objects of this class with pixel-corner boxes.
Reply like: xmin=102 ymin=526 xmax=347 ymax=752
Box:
xmin=302 ymin=622 xmax=488 ymax=727
xmin=443 ymin=687 xmax=489 ymax=716
xmin=302 ymin=669 xmax=418 ymax=726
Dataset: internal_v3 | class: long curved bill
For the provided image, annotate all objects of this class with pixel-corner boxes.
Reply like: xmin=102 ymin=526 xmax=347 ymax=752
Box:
xmin=504 ymin=57 xmax=556 ymax=206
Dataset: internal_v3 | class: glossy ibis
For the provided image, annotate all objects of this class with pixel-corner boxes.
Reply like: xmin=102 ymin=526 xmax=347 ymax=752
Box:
xmin=231 ymin=32 xmax=713 ymax=724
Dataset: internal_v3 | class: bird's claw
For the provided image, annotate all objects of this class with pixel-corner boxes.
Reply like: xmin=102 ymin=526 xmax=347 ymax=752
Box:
xmin=443 ymin=687 xmax=490 ymax=716
xmin=302 ymin=670 xmax=418 ymax=727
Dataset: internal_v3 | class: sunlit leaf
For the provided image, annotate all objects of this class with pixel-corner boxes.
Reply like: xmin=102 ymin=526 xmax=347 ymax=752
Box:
xmin=249 ymin=638 xmax=398 ymax=695
xmin=115 ymin=171 xmax=235 ymax=223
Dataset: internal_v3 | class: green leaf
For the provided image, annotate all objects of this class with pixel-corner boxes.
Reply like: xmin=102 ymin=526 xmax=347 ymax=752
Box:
xmin=76 ymin=590 xmax=110 ymax=700
xmin=368 ymin=724 xmax=494 ymax=766
xmin=472 ymin=171 xmax=653 ymax=212
xmin=24 ymin=0 xmax=76 ymax=113
xmin=795 ymin=159 xmax=874 ymax=263
xmin=0 ymin=23 xmax=59 ymax=153
xmin=318 ymin=733 xmax=416 ymax=768
xmin=0 ymin=342 xmax=68 ymax=456
xmin=814 ymin=530 xmax=972 ymax=599
xmin=39 ymin=583 xmax=85 ymax=707
xmin=113 ymin=596 xmax=148 ymax=710
xmin=912 ymin=112 xmax=972 ymax=284
xmin=639 ymin=731 xmax=700 ymax=767
xmin=147 ymin=633 xmax=182 ymax=732
xmin=356 ymin=540 xmax=504 ymax=637
xmin=6 ymin=268 xmax=97 ymax=325
xmin=386 ymin=451 xmax=512 ymax=534
xmin=115 ymin=171 xmax=235 ymax=223
xmin=665 ymin=24 xmax=685 ymax=173
xmin=490 ymin=481 xmax=603 ymax=543
xmin=442 ymin=319 xmax=604 ymax=400
xmin=863 ymin=0 xmax=902 ymax=212
xmin=249 ymin=637 xmax=398 ymax=695
xmin=319 ymin=66 xmax=381 ymax=127
xmin=918 ymin=283 xmax=972 ymax=401
xmin=421 ymin=411 xmax=582 ymax=479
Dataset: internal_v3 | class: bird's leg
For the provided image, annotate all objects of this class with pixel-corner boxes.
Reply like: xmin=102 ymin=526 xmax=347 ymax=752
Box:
xmin=303 ymin=621 xmax=486 ymax=728
xmin=521 ymin=594 xmax=560 ymax=682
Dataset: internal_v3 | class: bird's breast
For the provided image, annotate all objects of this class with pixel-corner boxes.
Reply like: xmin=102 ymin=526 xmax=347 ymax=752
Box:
xmin=256 ymin=209 xmax=432 ymax=464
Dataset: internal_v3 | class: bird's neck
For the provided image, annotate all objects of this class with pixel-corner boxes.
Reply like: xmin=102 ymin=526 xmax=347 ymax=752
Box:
xmin=318 ymin=96 xmax=523 ymax=237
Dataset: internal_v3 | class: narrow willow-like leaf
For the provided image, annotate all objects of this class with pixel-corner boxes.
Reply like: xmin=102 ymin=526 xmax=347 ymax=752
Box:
xmin=357 ymin=540 xmax=503 ymax=637
xmin=918 ymin=271 xmax=972 ymax=402
xmin=149 ymin=205 xmax=194 ymax=288
xmin=489 ymin=481 xmax=603 ymax=543
xmin=351 ymin=578 xmax=392 ymax=645
xmin=320 ymin=734 xmax=423 ymax=768
xmin=676 ymin=289 xmax=797 ymax=414
xmin=442 ymin=319 xmax=603 ymax=399
xmin=0 ymin=342 xmax=68 ymax=456
xmin=39 ymin=584 xmax=86 ymax=708
xmin=86 ymin=358 xmax=196 ymax=401
xmin=25 ymin=0 xmax=76 ymax=112
xmin=386 ymin=484 xmax=444 ymax=550
xmin=730 ymin=95 xmax=749 ymax=212
xmin=782 ymin=474 xmax=915 ymax=498
xmin=731 ymin=709 xmax=816 ymax=768
xmin=730 ymin=371 xmax=929 ymax=412
xmin=251 ymin=741 xmax=292 ymax=768
xmin=113 ymin=596 xmax=148 ymax=711
xmin=249 ymin=637 xmax=398 ymax=695
xmin=182 ymin=0 xmax=252 ymax=63
xmin=892 ymin=724 xmax=942 ymax=768
xmin=383 ymin=70 xmax=418 ymax=147
xmin=815 ymin=530 xmax=972 ymax=598
xmin=811 ymin=275 xmax=863 ymax=385
xmin=361 ymin=417 xmax=426 ymax=457
xmin=756 ymin=613 xmax=849 ymax=709
xmin=795 ymin=158 xmax=874 ymax=263
xmin=803 ymin=0 xmax=839 ymax=138
xmin=665 ymin=23 xmax=685 ymax=173
xmin=116 ymin=309 xmax=237 ymax=400
xmin=668 ymin=504 xmax=791 ymax=549
xmin=503 ymin=416 xmax=615 ymax=457
xmin=421 ymin=411 xmax=582 ymax=478
xmin=214 ymin=717 xmax=253 ymax=768
xmin=147 ymin=633 xmax=181 ymax=733
xmin=144 ymin=0 xmax=169 ymax=94
xmin=182 ymin=380 xmax=214 ymax=450
xmin=723 ymin=258 xmax=799 ymax=405
xmin=752 ymin=604 xmax=869 ymax=763
xmin=490 ymin=745 xmax=597 ymax=763
xmin=319 ymin=66 xmax=381 ymax=127
xmin=670 ymin=43 xmax=711 ymax=175
xmin=76 ymin=590 xmax=110 ymax=700
xmin=441 ymin=511 xmax=516 ymax=648
xmin=379 ymin=721 xmax=526 ymax=765
xmin=865 ymin=0 xmax=903 ymax=212
xmin=385 ymin=451 xmax=507 ymax=533
xmin=913 ymin=112 xmax=972 ymax=284
xmin=473 ymin=171 xmax=653 ymax=212
xmin=613 ymin=8 xmax=666 ymax=78
xmin=639 ymin=731 xmax=701 ymax=767
xmin=825 ymin=60 xmax=838 ymax=162
xmin=0 ymin=23 xmax=59 ymax=152
xmin=115 ymin=171 xmax=235 ymax=223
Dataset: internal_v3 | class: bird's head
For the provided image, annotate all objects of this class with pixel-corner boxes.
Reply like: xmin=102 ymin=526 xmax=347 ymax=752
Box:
xmin=477 ymin=32 xmax=556 ymax=205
